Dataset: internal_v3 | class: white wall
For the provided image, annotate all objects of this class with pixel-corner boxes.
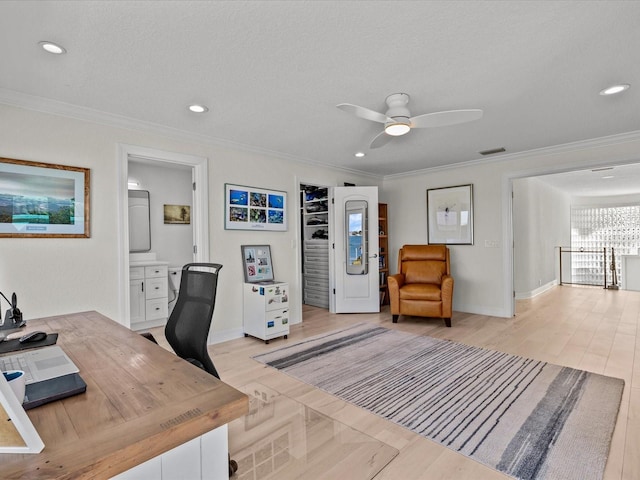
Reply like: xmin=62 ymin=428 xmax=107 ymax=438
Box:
xmin=128 ymin=161 xmax=193 ymax=268
xmin=512 ymin=177 xmax=571 ymax=298
xmin=2 ymin=102 xmax=640 ymax=329
xmin=382 ymin=133 xmax=640 ymax=317
xmin=0 ymin=104 xmax=380 ymax=338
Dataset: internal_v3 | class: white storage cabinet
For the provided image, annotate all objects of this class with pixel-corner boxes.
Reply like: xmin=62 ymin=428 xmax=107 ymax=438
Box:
xmin=130 ymin=263 xmax=168 ymax=330
xmin=243 ymin=282 xmax=289 ymax=344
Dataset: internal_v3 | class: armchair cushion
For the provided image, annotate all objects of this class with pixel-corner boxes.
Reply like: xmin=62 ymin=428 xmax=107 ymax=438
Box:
xmin=399 ymin=283 xmax=442 ymax=302
xmin=404 ymin=261 xmax=446 ymax=285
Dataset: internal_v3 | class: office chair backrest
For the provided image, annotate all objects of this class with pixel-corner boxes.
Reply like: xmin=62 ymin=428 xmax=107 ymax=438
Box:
xmin=164 ymin=263 xmax=223 ymax=379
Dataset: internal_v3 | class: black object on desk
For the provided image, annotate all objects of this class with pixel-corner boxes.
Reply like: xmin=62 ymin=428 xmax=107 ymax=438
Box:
xmin=23 ymin=372 xmax=87 ymax=410
xmin=0 ymin=333 xmax=58 ymax=354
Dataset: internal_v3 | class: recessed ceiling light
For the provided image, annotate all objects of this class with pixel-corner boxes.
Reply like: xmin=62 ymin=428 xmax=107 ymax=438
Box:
xmin=39 ymin=41 xmax=66 ymax=55
xmin=188 ymin=104 xmax=209 ymax=113
xmin=602 ymin=175 xmax=615 ymax=179
xmin=354 ymin=152 xmax=365 ymax=158
xmin=599 ymin=84 xmax=630 ymax=96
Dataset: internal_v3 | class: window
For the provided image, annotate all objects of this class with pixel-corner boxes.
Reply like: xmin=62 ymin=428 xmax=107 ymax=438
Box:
xmin=570 ymin=205 xmax=640 ymax=285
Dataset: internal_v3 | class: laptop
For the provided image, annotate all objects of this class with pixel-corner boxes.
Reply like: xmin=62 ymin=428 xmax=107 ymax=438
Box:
xmin=0 ymin=345 xmax=79 ymax=385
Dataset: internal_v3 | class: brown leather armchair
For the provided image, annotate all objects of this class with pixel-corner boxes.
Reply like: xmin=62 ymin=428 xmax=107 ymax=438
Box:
xmin=388 ymin=244 xmax=454 ymax=327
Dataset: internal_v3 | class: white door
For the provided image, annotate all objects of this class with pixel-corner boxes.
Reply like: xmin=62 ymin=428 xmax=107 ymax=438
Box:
xmin=331 ymin=186 xmax=379 ymax=313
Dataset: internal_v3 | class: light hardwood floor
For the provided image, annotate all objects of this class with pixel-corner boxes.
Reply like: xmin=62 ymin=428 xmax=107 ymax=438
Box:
xmin=151 ymin=285 xmax=640 ymax=479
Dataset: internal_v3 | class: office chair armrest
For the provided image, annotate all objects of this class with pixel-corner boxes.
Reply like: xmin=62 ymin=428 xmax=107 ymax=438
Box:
xmin=186 ymin=358 xmax=206 ymax=371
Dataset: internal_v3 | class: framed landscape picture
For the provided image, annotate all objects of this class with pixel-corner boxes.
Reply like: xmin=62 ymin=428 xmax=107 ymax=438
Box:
xmin=225 ymin=183 xmax=287 ymax=231
xmin=0 ymin=157 xmax=90 ymax=238
xmin=427 ymin=184 xmax=473 ymax=245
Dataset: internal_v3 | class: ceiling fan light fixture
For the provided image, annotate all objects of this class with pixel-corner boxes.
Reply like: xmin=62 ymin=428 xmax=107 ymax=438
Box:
xmin=385 ymin=122 xmax=410 ymax=136
xmin=599 ymin=84 xmax=630 ymax=96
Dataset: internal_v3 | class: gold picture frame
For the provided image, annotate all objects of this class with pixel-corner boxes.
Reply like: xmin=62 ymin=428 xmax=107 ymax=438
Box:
xmin=0 ymin=157 xmax=90 ymax=238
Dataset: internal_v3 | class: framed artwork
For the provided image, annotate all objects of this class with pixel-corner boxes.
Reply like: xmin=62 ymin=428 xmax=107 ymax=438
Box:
xmin=427 ymin=184 xmax=474 ymax=245
xmin=0 ymin=157 xmax=90 ymax=238
xmin=241 ymin=244 xmax=274 ymax=283
xmin=164 ymin=204 xmax=191 ymax=224
xmin=225 ymin=183 xmax=287 ymax=231
xmin=0 ymin=373 xmax=44 ymax=453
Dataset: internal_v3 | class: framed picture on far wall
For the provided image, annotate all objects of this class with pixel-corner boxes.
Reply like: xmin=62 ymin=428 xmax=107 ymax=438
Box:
xmin=241 ymin=245 xmax=275 ymax=283
xmin=163 ymin=204 xmax=191 ymax=224
xmin=225 ymin=183 xmax=287 ymax=231
xmin=427 ymin=184 xmax=474 ymax=245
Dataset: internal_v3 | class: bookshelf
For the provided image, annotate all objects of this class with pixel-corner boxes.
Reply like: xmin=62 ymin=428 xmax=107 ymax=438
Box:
xmin=378 ymin=203 xmax=389 ymax=305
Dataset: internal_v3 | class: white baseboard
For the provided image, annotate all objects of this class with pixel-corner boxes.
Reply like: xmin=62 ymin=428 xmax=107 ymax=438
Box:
xmin=515 ymin=279 xmax=558 ymax=300
xmin=209 ymin=327 xmax=244 ymax=345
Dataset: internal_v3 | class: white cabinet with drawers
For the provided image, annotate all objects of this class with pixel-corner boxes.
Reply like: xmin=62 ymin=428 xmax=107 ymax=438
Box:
xmin=130 ymin=262 xmax=168 ymax=330
xmin=243 ymin=282 xmax=289 ymax=344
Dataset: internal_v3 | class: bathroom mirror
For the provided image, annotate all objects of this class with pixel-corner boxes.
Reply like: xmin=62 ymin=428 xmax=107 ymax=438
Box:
xmin=128 ymin=190 xmax=151 ymax=252
xmin=345 ymin=200 xmax=368 ymax=275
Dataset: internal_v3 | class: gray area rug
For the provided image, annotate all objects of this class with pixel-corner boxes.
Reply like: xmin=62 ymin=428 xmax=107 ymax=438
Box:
xmin=253 ymin=323 xmax=625 ymax=480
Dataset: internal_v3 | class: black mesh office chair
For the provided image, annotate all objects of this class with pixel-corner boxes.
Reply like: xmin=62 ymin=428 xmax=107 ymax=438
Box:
xmin=142 ymin=263 xmax=238 ymax=476
xmin=164 ymin=263 xmax=222 ymax=379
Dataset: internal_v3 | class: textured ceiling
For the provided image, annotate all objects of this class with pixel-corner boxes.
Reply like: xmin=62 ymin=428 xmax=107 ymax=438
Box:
xmin=1 ymin=1 xmax=639 ymax=187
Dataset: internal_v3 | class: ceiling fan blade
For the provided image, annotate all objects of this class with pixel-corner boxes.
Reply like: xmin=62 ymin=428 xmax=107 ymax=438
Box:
xmin=410 ymin=109 xmax=483 ymax=129
xmin=337 ymin=103 xmax=390 ymax=124
xmin=370 ymin=130 xmax=394 ymax=149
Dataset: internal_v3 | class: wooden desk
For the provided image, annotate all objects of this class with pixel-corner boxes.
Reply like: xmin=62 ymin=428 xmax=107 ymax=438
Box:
xmin=0 ymin=311 xmax=248 ymax=479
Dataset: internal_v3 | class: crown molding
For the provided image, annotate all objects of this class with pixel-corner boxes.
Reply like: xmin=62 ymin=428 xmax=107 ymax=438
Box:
xmin=383 ymin=130 xmax=640 ymax=180
xmin=0 ymin=88 xmax=382 ymax=181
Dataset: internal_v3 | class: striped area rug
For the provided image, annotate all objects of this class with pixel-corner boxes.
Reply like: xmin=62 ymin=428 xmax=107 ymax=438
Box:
xmin=253 ymin=323 xmax=624 ymax=480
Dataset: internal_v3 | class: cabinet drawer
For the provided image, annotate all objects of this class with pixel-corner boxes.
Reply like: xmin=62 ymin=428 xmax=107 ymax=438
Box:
xmin=304 ymin=275 xmax=329 ymax=290
xmin=145 ymin=265 xmax=168 ymax=279
xmin=266 ymin=309 xmax=289 ymax=334
xmin=130 ymin=267 xmax=145 ymax=280
xmin=304 ymin=291 xmax=329 ymax=308
xmin=304 ymin=240 xmax=329 ymax=250
xmin=303 ymin=263 xmax=330 ymax=275
xmin=264 ymin=284 xmax=289 ymax=311
xmin=146 ymin=277 xmax=168 ymax=300
xmin=146 ymin=298 xmax=168 ymax=320
xmin=304 ymin=253 xmax=329 ymax=268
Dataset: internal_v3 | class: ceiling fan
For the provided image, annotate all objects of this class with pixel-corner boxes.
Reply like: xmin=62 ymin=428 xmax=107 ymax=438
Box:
xmin=337 ymin=93 xmax=483 ymax=149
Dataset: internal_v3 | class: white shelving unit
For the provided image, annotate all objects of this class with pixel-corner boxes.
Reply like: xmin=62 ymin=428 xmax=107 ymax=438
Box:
xmin=301 ymin=184 xmax=330 ymax=308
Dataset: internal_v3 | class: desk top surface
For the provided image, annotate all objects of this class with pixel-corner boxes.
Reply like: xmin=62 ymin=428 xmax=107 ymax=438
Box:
xmin=0 ymin=311 xmax=248 ymax=480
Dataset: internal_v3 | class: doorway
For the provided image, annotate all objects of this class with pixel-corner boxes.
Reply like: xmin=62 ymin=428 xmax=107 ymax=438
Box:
xmin=117 ymin=144 xmax=210 ymax=327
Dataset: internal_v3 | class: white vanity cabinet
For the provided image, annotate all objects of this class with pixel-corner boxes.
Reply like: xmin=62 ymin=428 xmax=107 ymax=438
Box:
xmin=243 ymin=282 xmax=289 ymax=344
xmin=130 ymin=262 xmax=169 ymax=330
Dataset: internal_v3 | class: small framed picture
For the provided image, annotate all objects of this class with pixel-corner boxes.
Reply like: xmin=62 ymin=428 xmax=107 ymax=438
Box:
xmin=163 ymin=204 xmax=191 ymax=224
xmin=241 ymin=245 xmax=275 ymax=283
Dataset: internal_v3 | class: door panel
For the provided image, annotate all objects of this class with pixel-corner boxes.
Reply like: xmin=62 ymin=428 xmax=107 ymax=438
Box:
xmin=332 ymin=186 xmax=379 ymax=313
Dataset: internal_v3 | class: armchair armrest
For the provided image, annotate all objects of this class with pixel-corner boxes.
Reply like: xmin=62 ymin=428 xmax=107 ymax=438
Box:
xmin=441 ymin=275 xmax=454 ymax=317
xmin=388 ymin=274 xmax=405 ymax=315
